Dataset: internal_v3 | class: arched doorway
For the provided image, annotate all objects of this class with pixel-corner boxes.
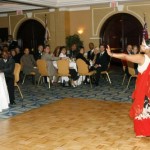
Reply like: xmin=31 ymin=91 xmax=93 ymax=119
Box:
xmin=100 ymin=13 xmax=143 ymax=51
xmin=17 ymin=19 xmax=45 ymax=52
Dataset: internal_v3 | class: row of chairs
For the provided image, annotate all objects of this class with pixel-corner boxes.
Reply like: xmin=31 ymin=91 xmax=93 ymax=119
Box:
xmin=21 ymin=59 xmax=112 ymax=89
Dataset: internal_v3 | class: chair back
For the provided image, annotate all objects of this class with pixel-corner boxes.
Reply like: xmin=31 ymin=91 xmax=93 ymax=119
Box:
xmin=121 ymin=60 xmax=127 ymax=72
xmin=37 ymin=59 xmax=48 ymax=76
xmin=57 ymin=59 xmax=70 ymax=75
xmin=14 ymin=63 xmax=21 ymax=83
xmin=76 ymin=59 xmax=89 ymax=74
xmin=107 ymin=57 xmax=111 ymax=71
xmin=127 ymin=61 xmax=136 ymax=75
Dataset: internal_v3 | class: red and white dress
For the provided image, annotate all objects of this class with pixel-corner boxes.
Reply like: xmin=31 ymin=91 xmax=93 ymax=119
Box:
xmin=130 ymin=54 xmax=150 ymax=137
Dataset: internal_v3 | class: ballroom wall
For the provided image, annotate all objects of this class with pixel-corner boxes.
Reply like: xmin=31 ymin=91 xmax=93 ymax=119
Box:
xmin=0 ymin=1 xmax=150 ymax=50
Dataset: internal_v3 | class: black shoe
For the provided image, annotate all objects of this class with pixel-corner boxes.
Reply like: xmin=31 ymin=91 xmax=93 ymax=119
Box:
xmin=10 ymin=101 xmax=16 ymax=105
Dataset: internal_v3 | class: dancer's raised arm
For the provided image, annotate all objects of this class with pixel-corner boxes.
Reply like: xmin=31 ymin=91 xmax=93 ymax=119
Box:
xmin=106 ymin=45 xmax=145 ymax=65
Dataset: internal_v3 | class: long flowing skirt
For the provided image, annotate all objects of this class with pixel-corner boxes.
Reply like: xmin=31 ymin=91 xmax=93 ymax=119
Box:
xmin=134 ymin=96 xmax=150 ymax=136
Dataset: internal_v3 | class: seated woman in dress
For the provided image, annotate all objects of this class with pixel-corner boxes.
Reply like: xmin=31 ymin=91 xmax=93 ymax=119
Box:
xmin=76 ymin=46 xmax=90 ymax=84
xmin=76 ymin=46 xmax=90 ymax=66
xmin=41 ymin=45 xmax=60 ymax=82
xmin=59 ymin=46 xmax=79 ymax=87
xmin=21 ymin=48 xmax=40 ymax=82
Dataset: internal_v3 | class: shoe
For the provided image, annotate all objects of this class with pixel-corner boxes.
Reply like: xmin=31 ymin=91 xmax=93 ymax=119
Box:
xmin=10 ymin=101 xmax=16 ymax=105
xmin=71 ymin=81 xmax=77 ymax=88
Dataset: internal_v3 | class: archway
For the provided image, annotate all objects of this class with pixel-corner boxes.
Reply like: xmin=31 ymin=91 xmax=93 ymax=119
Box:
xmin=100 ymin=13 xmax=143 ymax=51
xmin=17 ymin=19 xmax=45 ymax=52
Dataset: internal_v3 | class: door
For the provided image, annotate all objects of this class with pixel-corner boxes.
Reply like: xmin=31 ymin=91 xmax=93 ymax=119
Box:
xmin=100 ymin=13 xmax=143 ymax=52
xmin=17 ymin=19 xmax=45 ymax=53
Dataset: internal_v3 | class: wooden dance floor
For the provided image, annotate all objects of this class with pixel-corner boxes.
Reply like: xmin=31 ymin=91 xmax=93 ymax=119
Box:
xmin=0 ymin=98 xmax=150 ymax=150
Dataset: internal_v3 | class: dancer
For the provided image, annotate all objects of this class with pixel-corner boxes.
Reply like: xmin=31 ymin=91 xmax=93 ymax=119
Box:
xmin=106 ymin=40 xmax=150 ymax=137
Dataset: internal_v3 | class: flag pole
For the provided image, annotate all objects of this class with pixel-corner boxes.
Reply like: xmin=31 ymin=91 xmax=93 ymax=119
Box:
xmin=44 ymin=14 xmax=48 ymax=45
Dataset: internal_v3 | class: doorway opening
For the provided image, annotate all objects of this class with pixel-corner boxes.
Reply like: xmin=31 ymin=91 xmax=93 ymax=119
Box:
xmin=17 ymin=19 xmax=45 ymax=53
xmin=100 ymin=13 xmax=143 ymax=52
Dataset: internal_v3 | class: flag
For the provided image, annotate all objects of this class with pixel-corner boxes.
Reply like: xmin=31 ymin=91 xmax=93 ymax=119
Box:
xmin=110 ymin=0 xmax=118 ymax=8
xmin=44 ymin=14 xmax=49 ymax=45
xmin=16 ymin=10 xmax=23 ymax=15
xmin=143 ymin=14 xmax=148 ymax=40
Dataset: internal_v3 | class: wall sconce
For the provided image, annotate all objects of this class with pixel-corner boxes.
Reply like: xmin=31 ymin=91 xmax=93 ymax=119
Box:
xmin=77 ymin=29 xmax=84 ymax=35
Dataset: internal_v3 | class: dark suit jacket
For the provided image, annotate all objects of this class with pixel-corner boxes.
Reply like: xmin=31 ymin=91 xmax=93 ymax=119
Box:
xmin=67 ymin=49 xmax=79 ymax=58
xmin=0 ymin=58 xmax=15 ymax=78
xmin=87 ymin=50 xmax=94 ymax=61
xmin=8 ymin=41 xmax=18 ymax=51
xmin=94 ymin=51 xmax=110 ymax=70
xmin=13 ymin=53 xmax=22 ymax=63
xmin=34 ymin=51 xmax=43 ymax=61
xmin=76 ymin=53 xmax=90 ymax=66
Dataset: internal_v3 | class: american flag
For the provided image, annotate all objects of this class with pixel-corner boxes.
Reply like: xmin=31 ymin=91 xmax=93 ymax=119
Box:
xmin=44 ymin=14 xmax=49 ymax=45
xmin=143 ymin=14 xmax=148 ymax=40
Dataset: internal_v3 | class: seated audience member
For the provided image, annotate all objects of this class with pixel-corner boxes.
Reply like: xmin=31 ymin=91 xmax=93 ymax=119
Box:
xmin=67 ymin=43 xmax=79 ymax=58
xmin=41 ymin=45 xmax=60 ymax=81
xmin=76 ymin=46 xmax=91 ymax=84
xmin=53 ymin=46 xmax=60 ymax=57
xmin=14 ymin=46 xmax=22 ymax=63
xmin=76 ymin=46 xmax=90 ymax=66
xmin=87 ymin=42 xmax=95 ymax=61
xmin=58 ymin=46 xmax=79 ymax=87
xmin=7 ymin=35 xmax=18 ymax=51
xmin=10 ymin=49 xmax=17 ymax=61
xmin=126 ymin=44 xmax=133 ymax=55
xmin=0 ymin=50 xmax=15 ymax=104
xmin=92 ymin=44 xmax=110 ymax=86
xmin=132 ymin=45 xmax=139 ymax=54
xmin=21 ymin=48 xmax=39 ymax=82
xmin=59 ymin=46 xmax=68 ymax=58
xmin=91 ymin=46 xmax=100 ymax=66
xmin=122 ymin=44 xmax=133 ymax=77
xmin=132 ymin=45 xmax=139 ymax=74
xmin=34 ymin=45 xmax=44 ymax=60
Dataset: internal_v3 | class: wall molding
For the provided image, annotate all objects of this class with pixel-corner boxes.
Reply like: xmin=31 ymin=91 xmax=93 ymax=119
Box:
xmin=92 ymin=7 xmax=115 ymax=37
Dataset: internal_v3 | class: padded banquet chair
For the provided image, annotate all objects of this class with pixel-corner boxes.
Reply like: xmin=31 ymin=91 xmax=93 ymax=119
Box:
xmin=14 ymin=63 xmax=23 ymax=99
xmin=37 ymin=59 xmax=51 ymax=89
xmin=100 ymin=59 xmax=112 ymax=84
xmin=57 ymin=59 xmax=71 ymax=82
xmin=126 ymin=61 xmax=138 ymax=89
xmin=76 ymin=59 xmax=96 ymax=88
xmin=21 ymin=61 xmax=36 ymax=85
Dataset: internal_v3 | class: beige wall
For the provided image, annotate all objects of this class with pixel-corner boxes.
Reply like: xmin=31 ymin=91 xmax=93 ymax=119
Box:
xmin=69 ymin=10 xmax=92 ymax=50
xmin=0 ymin=1 xmax=150 ymax=51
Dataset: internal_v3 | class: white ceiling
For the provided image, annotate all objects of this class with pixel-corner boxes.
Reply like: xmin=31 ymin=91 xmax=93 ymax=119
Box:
xmin=0 ymin=0 xmax=148 ymax=13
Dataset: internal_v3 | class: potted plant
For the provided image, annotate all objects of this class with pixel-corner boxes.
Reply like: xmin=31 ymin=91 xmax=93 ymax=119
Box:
xmin=66 ymin=34 xmax=83 ymax=50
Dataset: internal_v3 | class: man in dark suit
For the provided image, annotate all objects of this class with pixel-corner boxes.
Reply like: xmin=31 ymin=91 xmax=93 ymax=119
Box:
xmin=34 ymin=45 xmax=44 ymax=60
xmin=0 ymin=50 xmax=15 ymax=104
xmin=87 ymin=42 xmax=95 ymax=61
xmin=93 ymin=44 xmax=110 ymax=86
xmin=7 ymin=35 xmax=18 ymax=51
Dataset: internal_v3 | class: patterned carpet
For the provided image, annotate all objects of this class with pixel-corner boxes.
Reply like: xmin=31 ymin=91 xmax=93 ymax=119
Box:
xmin=0 ymin=65 xmax=136 ymax=119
